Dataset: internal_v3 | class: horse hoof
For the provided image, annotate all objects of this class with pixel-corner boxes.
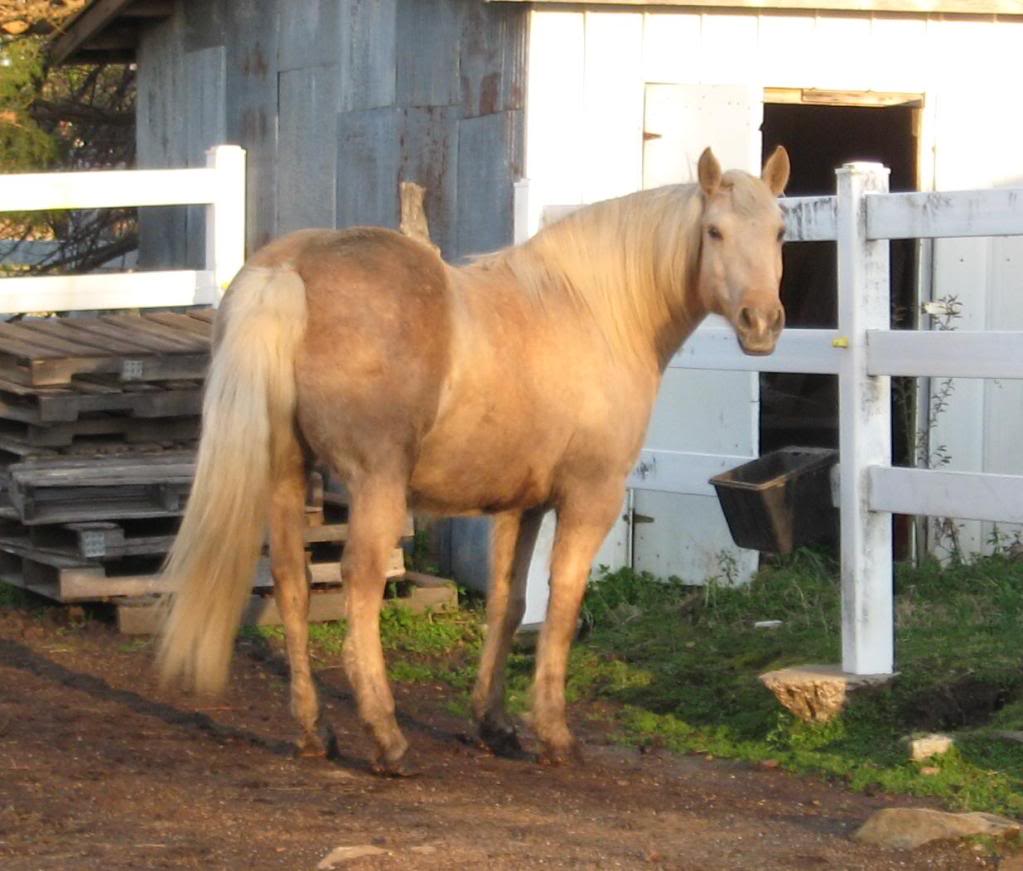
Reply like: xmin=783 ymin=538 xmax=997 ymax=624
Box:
xmin=478 ymin=722 xmax=527 ymax=759
xmin=371 ymin=756 xmax=418 ymax=778
xmin=296 ymin=725 xmax=339 ymax=759
xmin=537 ymin=741 xmax=583 ymax=767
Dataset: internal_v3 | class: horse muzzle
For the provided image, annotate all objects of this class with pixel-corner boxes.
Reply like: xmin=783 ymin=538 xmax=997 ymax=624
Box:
xmin=735 ymin=302 xmax=784 ymax=356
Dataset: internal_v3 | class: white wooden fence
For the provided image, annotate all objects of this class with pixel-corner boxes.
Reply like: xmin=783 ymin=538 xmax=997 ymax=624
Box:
xmin=0 ymin=145 xmax=245 ymax=313
xmin=633 ymin=163 xmax=1023 ymax=676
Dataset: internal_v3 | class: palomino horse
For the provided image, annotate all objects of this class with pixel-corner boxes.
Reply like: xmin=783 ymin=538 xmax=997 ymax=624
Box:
xmin=158 ymin=147 xmax=790 ymax=774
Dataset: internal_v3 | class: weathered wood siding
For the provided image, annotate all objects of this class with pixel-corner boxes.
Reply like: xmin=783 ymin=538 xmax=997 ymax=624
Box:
xmin=136 ymin=0 xmax=526 ymax=267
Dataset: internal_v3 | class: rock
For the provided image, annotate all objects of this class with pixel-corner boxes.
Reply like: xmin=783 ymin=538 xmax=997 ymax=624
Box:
xmin=317 ymin=845 xmax=388 ymax=868
xmin=754 ymin=620 xmax=783 ymax=630
xmin=853 ymin=808 xmax=1021 ymax=850
xmin=906 ymin=733 xmax=955 ymax=761
xmin=759 ymin=664 xmax=893 ymax=723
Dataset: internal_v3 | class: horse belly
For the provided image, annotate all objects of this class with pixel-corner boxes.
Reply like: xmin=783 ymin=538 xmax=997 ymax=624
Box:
xmin=408 ymin=421 xmax=557 ymax=515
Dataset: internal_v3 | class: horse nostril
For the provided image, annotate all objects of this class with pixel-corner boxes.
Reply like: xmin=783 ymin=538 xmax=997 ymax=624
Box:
xmin=739 ymin=307 xmax=756 ymax=331
xmin=771 ymin=307 xmax=785 ymax=334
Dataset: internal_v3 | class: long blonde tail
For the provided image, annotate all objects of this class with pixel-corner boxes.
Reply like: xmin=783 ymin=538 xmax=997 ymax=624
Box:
xmin=157 ymin=266 xmax=308 ymax=694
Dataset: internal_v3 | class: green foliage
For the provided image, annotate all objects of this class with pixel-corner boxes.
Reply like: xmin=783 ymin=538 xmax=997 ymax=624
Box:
xmin=0 ymin=37 xmax=56 ymax=171
xmin=0 ymin=580 xmax=33 ymax=608
xmin=571 ymin=553 xmax=1023 ymax=816
xmin=379 ymin=604 xmax=482 ymax=656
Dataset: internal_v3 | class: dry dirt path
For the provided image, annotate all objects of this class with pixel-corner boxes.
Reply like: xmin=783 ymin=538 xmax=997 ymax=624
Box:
xmin=0 ymin=610 xmax=995 ymax=870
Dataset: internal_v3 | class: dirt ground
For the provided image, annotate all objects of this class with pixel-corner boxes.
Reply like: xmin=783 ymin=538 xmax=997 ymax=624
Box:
xmin=0 ymin=607 xmax=1007 ymax=870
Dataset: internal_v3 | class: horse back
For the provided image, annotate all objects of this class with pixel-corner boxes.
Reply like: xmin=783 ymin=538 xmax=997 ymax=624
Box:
xmin=266 ymin=228 xmax=453 ymax=479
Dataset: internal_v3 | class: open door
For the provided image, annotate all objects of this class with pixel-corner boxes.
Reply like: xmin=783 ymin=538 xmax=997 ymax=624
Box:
xmin=631 ymin=83 xmax=763 ymax=583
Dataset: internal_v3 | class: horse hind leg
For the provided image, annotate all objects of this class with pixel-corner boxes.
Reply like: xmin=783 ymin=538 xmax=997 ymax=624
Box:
xmin=532 ymin=485 xmax=624 ymax=764
xmin=472 ymin=507 xmax=544 ymax=756
xmin=270 ymin=444 xmax=337 ymax=758
xmin=340 ymin=476 xmax=411 ymax=775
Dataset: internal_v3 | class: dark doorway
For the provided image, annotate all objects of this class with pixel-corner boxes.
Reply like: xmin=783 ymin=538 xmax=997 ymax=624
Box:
xmin=760 ymin=101 xmax=919 ymax=463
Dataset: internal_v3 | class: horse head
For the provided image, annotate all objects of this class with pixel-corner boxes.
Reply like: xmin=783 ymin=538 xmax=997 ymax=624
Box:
xmin=695 ymin=146 xmax=790 ymax=356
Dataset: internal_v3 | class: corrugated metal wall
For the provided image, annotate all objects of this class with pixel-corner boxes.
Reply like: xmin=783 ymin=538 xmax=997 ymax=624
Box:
xmin=136 ymin=0 xmax=526 ymax=268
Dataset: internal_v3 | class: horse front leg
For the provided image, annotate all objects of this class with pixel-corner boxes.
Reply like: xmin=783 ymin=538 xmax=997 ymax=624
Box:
xmin=532 ymin=485 xmax=624 ymax=764
xmin=341 ymin=479 xmax=410 ymax=775
xmin=270 ymin=447 xmax=336 ymax=758
xmin=472 ymin=507 xmax=544 ymax=756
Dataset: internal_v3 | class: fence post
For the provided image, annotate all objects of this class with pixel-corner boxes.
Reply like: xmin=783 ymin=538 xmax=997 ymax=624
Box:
xmin=205 ymin=145 xmax=246 ymax=303
xmin=836 ymin=162 xmax=893 ymax=676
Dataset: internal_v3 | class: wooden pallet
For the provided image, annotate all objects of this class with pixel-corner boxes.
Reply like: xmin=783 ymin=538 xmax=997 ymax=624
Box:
xmin=0 ymin=375 xmax=203 ymax=425
xmin=2 ymin=451 xmax=195 ymax=524
xmin=115 ymin=572 xmax=458 ymax=635
xmin=0 ymin=541 xmax=407 ymax=603
xmin=0 ymin=310 xmax=213 ymax=387
xmin=0 ymin=414 xmax=199 ymax=454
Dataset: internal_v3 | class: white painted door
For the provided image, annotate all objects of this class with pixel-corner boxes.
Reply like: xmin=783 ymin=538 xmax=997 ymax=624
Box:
xmin=631 ymin=83 xmax=763 ymax=584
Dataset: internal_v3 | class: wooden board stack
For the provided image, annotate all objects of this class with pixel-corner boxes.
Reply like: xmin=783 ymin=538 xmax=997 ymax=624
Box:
xmin=0 ymin=309 xmax=454 ymax=631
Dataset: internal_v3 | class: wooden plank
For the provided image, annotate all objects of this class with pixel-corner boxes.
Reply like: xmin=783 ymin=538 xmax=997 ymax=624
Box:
xmin=671 ymin=323 xmax=843 ymax=375
xmin=278 ymin=0 xmax=339 ymax=71
xmin=119 ymin=589 xmax=347 ymax=635
xmin=869 ymin=466 xmax=1023 ymax=525
xmin=867 ymin=189 xmax=1023 ymax=240
xmin=117 ymin=572 xmax=454 ymax=635
xmin=0 ymin=326 xmax=68 ymax=360
xmin=58 ymin=319 xmax=179 ymax=352
xmin=783 ymin=196 xmax=838 ymax=242
xmin=99 ymin=315 xmax=208 ymax=352
xmin=277 ymin=66 xmax=338 ymax=234
xmin=400 ymin=107 xmax=459 ymax=257
xmin=0 ymin=380 xmax=201 ymax=425
xmin=9 ymin=452 xmax=195 ymax=488
xmin=867 ymin=330 xmax=1023 ymax=378
xmin=836 ymin=163 xmax=893 ymax=677
xmin=490 ymin=0 xmax=1023 ymax=15
xmin=395 ymin=0 xmax=461 ymax=108
xmin=456 ymin=111 xmax=521 ymax=256
xmin=0 ymin=166 xmax=219 ymax=211
xmin=0 ymin=271 xmax=218 ymax=315
xmin=142 ymin=311 xmax=213 ymax=339
xmin=50 ymin=0 xmax=138 ymax=64
xmin=459 ymin=2 xmax=525 ymax=119
xmin=25 ymin=352 xmax=209 ymax=388
xmin=58 ymin=547 xmax=404 ymax=601
xmin=20 ymin=319 xmax=156 ymax=355
xmin=188 ymin=308 xmax=217 ymax=324
xmin=337 ymin=0 xmax=397 ymax=113
xmin=336 ymin=108 xmax=401 ymax=230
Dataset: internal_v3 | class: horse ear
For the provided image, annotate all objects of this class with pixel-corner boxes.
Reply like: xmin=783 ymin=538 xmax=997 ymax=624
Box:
xmin=697 ymin=148 xmax=722 ymax=197
xmin=762 ymin=145 xmax=790 ymax=196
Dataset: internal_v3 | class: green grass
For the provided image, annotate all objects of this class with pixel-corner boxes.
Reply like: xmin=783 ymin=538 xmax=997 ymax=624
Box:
xmin=234 ymin=552 xmax=1023 ymax=817
xmin=569 ymin=552 xmax=1023 ymax=817
xmin=0 ymin=580 xmax=35 ymax=608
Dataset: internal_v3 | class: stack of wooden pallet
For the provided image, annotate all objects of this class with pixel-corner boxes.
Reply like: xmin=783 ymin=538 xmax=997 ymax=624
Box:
xmin=0 ymin=309 xmax=453 ymax=632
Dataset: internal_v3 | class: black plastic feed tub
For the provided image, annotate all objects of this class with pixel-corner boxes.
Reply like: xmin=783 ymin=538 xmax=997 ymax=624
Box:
xmin=710 ymin=447 xmax=839 ymax=555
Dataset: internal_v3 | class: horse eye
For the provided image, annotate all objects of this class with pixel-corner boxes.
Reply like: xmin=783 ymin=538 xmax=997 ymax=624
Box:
xmin=707 ymin=226 xmax=723 ymax=241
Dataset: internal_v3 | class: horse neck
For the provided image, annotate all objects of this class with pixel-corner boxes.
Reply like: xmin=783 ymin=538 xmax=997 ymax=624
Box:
xmin=521 ymin=186 xmax=708 ymax=372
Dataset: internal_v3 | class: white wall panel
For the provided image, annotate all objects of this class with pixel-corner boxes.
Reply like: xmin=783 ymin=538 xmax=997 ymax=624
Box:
xmin=581 ymin=12 xmax=644 ymax=201
xmin=642 ymin=11 xmax=703 ymax=85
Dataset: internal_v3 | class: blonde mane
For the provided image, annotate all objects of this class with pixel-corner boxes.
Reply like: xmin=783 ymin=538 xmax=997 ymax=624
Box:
xmin=464 ymin=184 xmax=710 ymax=362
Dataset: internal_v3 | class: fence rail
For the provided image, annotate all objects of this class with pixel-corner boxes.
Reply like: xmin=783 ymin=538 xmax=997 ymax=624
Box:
xmin=0 ymin=145 xmax=245 ymax=313
xmin=643 ymin=166 xmax=1023 ymax=676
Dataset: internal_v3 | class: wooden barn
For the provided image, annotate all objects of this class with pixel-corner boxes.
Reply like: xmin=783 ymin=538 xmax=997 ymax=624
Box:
xmin=54 ymin=0 xmax=1023 ymax=614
